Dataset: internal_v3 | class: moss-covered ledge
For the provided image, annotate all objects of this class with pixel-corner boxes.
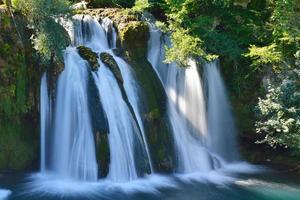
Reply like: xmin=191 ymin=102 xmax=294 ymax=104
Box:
xmin=77 ymin=46 xmax=99 ymax=71
xmin=100 ymin=52 xmax=123 ymax=84
xmin=78 ymin=8 xmax=149 ymax=59
xmin=120 ymin=21 xmax=149 ymax=59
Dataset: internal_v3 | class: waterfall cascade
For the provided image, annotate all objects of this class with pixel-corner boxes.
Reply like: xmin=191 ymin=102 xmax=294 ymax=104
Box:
xmin=147 ymin=24 xmax=238 ymax=173
xmin=40 ymin=14 xmax=238 ymax=183
xmin=40 ymin=15 xmax=152 ymax=182
xmin=203 ymin=61 xmax=238 ymax=162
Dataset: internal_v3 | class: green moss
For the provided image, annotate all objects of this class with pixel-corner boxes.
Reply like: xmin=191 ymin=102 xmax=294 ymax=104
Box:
xmin=120 ymin=21 xmax=149 ymax=59
xmin=95 ymin=133 xmax=110 ymax=177
xmin=124 ymin=56 xmax=174 ymax=172
xmin=100 ymin=52 xmax=123 ymax=84
xmin=0 ymin=123 xmax=37 ymax=171
xmin=77 ymin=46 xmax=99 ymax=71
xmin=0 ymin=9 xmax=39 ymax=171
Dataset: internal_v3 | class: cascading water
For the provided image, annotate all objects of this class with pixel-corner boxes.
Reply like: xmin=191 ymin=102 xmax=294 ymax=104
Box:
xmin=40 ymin=73 xmax=50 ymax=172
xmin=147 ymin=24 xmax=238 ymax=173
xmin=41 ymin=14 xmax=153 ymax=182
xmin=203 ymin=61 xmax=238 ymax=162
xmin=52 ymin=47 xmax=98 ymax=181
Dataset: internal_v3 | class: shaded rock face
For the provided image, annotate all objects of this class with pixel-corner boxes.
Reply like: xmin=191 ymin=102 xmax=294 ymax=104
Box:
xmin=96 ymin=133 xmax=110 ymax=177
xmin=125 ymin=58 xmax=175 ymax=172
xmin=87 ymin=71 xmax=108 ymax=136
xmin=87 ymin=70 xmax=109 ymax=177
xmin=77 ymin=46 xmax=100 ymax=71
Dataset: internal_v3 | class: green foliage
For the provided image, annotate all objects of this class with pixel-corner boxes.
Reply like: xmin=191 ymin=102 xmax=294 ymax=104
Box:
xmin=12 ymin=0 xmax=71 ymax=62
xmin=0 ymin=9 xmax=38 ymax=171
xmin=156 ymin=0 xmax=269 ymax=66
xmin=0 ymin=124 xmax=36 ymax=170
xmin=255 ymin=67 xmax=300 ymax=154
xmin=132 ymin=0 xmax=150 ymax=12
xmin=244 ymin=44 xmax=281 ymax=70
xmin=164 ymin=26 xmax=207 ymax=66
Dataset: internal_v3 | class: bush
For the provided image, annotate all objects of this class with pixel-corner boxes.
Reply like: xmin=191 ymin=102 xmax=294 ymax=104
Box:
xmin=255 ymin=67 xmax=300 ymax=154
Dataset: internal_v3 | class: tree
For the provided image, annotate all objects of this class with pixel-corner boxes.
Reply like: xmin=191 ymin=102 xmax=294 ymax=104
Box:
xmin=12 ymin=0 xmax=71 ymax=63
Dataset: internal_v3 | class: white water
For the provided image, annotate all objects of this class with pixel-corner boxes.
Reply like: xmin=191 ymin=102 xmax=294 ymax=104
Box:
xmin=40 ymin=48 xmax=98 ymax=181
xmin=52 ymin=47 xmax=98 ymax=181
xmin=100 ymin=17 xmax=153 ymax=172
xmin=0 ymin=189 xmax=11 ymax=200
xmin=147 ymin=24 xmax=237 ymax=173
xmin=114 ymin=57 xmax=154 ymax=172
xmin=203 ymin=61 xmax=238 ymax=161
xmin=40 ymin=73 xmax=50 ymax=172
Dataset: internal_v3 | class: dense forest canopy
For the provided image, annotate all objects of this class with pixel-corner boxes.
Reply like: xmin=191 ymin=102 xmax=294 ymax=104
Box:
xmin=0 ymin=0 xmax=299 ymax=170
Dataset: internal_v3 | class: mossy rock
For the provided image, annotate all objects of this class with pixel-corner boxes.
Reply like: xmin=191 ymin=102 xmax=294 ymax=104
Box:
xmin=120 ymin=21 xmax=149 ymax=59
xmin=100 ymin=52 xmax=123 ymax=84
xmin=77 ymin=46 xmax=99 ymax=71
xmin=95 ymin=132 xmax=110 ymax=178
xmin=123 ymin=56 xmax=175 ymax=172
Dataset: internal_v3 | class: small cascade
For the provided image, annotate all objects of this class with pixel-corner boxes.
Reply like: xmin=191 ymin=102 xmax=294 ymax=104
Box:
xmin=147 ymin=23 xmax=238 ymax=173
xmin=40 ymin=73 xmax=50 ymax=172
xmin=203 ymin=61 xmax=238 ymax=161
xmin=101 ymin=17 xmax=117 ymax=49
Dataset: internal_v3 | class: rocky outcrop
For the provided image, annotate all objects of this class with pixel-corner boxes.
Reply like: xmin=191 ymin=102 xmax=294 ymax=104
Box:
xmin=77 ymin=46 xmax=100 ymax=71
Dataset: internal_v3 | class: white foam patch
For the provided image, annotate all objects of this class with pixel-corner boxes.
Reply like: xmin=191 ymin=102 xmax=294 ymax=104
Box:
xmin=235 ymin=179 xmax=300 ymax=192
xmin=22 ymin=173 xmax=178 ymax=197
xmin=0 ymin=189 xmax=11 ymax=200
xmin=219 ymin=162 xmax=267 ymax=174
xmin=235 ymin=178 xmax=300 ymax=199
xmin=175 ymin=170 xmax=236 ymax=186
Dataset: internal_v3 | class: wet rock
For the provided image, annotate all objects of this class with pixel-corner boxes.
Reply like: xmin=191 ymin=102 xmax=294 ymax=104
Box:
xmin=87 ymin=72 xmax=108 ymax=135
xmin=99 ymin=52 xmax=123 ymax=84
xmin=77 ymin=46 xmax=99 ymax=71
xmin=112 ymin=48 xmax=123 ymax=57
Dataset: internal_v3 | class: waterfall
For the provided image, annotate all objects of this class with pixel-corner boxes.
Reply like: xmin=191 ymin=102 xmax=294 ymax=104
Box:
xmin=40 ymin=73 xmax=50 ymax=172
xmin=147 ymin=25 xmax=237 ymax=173
xmin=52 ymin=47 xmax=98 ymax=181
xmin=40 ymin=15 xmax=153 ymax=182
xmin=203 ymin=61 xmax=238 ymax=162
xmin=40 ymin=48 xmax=98 ymax=181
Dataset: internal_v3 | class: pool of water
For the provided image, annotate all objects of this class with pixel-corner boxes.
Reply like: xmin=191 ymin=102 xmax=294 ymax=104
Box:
xmin=1 ymin=163 xmax=300 ymax=200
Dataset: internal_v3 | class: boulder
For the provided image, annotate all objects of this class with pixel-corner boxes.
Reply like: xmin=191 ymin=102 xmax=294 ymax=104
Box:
xmin=100 ymin=52 xmax=123 ymax=84
xmin=77 ymin=46 xmax=99 ymax=71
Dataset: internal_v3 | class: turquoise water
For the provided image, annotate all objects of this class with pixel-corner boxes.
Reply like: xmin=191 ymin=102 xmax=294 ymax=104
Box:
xmin=1 ymin=166 xmax=300 ymax=200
